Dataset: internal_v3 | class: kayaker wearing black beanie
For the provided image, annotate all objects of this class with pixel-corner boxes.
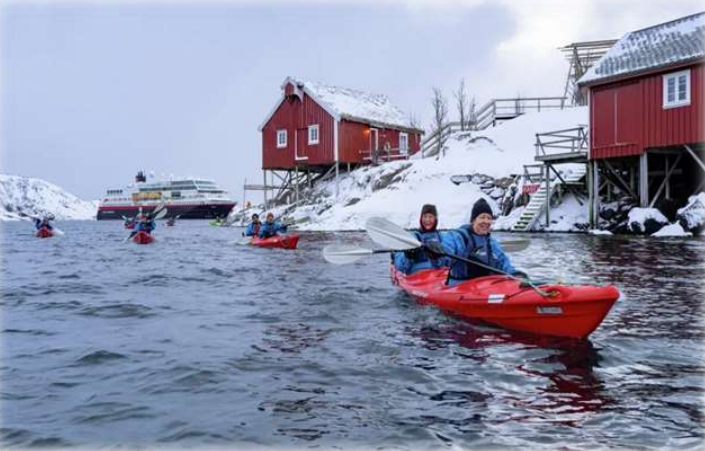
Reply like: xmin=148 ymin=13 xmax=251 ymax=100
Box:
xmin=444 ymin=197 xmax=527 ymax=283
xmin=392 ymin=204 xmax=450 ymax=275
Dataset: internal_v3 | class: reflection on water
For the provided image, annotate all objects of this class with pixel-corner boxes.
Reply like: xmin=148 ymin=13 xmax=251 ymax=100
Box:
xmin=1 ymin=221 xmax=703 ymax=449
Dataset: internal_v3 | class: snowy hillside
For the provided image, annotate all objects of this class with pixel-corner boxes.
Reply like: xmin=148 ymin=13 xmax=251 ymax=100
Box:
xmin=259 ymin=107 xmax=588 ymax=231
xmin=0 ymin=174 xmax=97 ymax=221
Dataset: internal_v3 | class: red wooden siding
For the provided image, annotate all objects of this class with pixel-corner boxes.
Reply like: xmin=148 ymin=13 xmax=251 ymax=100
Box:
xmin=590 ymin=62 xmax=704 ymax=160
xmin=263 ymin=82 xmax=422 ymax=169
xmin=262 ymin=93 xmax=334 ymax=170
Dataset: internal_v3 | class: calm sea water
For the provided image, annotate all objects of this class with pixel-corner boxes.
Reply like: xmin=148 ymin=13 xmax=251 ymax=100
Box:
xmin=1 ymin=220 xmax=704 ymax=449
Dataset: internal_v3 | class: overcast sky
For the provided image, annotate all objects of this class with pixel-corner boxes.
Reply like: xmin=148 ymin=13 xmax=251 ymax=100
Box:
xmin=1 ymin=0 xmax=702 ymax=201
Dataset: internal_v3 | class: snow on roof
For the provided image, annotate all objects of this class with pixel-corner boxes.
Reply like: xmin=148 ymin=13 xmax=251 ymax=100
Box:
xmin=285 ymin=77 xmax=421 ymax=131
xmin=579 ymin=12 xmax=705 ymax=86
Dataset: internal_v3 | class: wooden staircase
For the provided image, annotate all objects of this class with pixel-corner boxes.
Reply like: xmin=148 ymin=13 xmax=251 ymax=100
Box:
xmin=511 ymin=166 xmax=587 ymax=232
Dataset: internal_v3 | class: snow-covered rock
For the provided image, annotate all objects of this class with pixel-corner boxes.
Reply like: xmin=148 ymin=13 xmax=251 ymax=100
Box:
xmin=651 ymin=223 xmax=692 ymax=237
xmin=676 ymin=192 xmax=705 ymax=234
xmin=0 ymin=174 xmax=96 ymax=221
xmin=627 ymin=207 xmax=669 ymax=235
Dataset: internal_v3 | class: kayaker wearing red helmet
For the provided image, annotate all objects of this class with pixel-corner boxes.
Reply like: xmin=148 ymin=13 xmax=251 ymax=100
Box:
xmin=393 ymin=204 xmax=450 ymax=275
xmin=441 ymin=198 xmax=527 ymax=283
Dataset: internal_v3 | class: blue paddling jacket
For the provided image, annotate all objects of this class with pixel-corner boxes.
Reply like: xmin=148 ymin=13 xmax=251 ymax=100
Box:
xmin=245 ymin=222 xmax=261 ymax=237
xmin=259 ymin=221 xmax=287 ymax=239
xmin=34 ymin=218 xmax=53 ymax=230
xmin=393 ymin=229 xmax=452 ymax=275
xmin=443 ymin=225 xmax=516 ymax=284
xmin=136 ymin=219 xmax=156 ymax=234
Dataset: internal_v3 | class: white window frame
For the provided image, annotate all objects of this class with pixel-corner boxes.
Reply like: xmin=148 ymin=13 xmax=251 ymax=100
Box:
xmin=308 ymin=124 xmax=319 ymax=145
xmin=399 ymin=132 xmax=409 ymax=154
xmin=663 ymin=69 xmax=691 ymax=109
xmin=276 ymin=129 xmax=287 ymax=148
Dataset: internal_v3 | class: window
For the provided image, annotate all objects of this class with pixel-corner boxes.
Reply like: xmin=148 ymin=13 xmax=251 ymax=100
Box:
xmin=663 ymin=69 xmax=690 ymax=109
xmin=308 ymin=124 xmax=319 ymax=145
xmin=277 ymin=130 xmax=287 ymax=148
xmin=399 ymin=132 xmax=409 ymax=154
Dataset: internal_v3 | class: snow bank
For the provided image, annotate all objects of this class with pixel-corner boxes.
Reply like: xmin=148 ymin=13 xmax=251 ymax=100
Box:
xmin=0 ymin=174 xmax=96 ymax=221
xmin=286 ymin=107 xmax=588 ymax=231
xmin=652 ymin=223 xmax=692 ymax=237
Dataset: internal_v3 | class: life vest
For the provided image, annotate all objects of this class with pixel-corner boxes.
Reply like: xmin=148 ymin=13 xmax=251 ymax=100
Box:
xmin=449 ymin=226 xmax=495 ymax=280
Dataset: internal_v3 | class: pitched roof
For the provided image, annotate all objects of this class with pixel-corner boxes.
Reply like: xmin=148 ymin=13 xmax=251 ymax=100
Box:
xmin=579 ymin=12 xmax=705 ymax=86
xmin=260 ymin=77 xmax=422 ymax=132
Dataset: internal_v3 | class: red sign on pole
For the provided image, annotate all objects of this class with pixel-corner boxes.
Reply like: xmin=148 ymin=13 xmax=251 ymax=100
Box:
xmin=522 ymin=183 xmax=540 ymax=194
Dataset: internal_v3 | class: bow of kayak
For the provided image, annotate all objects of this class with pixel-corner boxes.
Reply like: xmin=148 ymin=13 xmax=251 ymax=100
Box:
xmin=391 ymin=267 xmax=619 ymax=339
xmin=36 ymin=227 xmax=54 ymax=238
xmin=133 ymin=231 xmax=155 ymax=244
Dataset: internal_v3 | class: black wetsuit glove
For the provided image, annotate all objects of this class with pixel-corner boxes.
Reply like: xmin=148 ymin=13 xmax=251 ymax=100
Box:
xmin=513 ymin=270 xmax=529 ymax=279
xmin=403 ymin=248 xmax=422 ymax=260
xmin=423 ymin=241 xmax=446 ymax=259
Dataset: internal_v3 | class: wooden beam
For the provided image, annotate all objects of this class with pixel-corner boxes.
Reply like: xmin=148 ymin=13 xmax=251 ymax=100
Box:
xmin=649 ymin=154 xmax=682 ymax=208
xmin=684 ymin=145 xmax=705 ymax=174
xmin=640 ymin=153 xmax=648 ymax=207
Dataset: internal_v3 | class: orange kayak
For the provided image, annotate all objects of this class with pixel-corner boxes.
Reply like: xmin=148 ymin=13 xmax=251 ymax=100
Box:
xmin=133 ymin=231 xmax=155 ymax=245
xmin=36 ymin=227 xmax=54 ymax=238
xmin=250 ymin=234 xmax=299 ymax=249
xmin=391 ymin=266 xmax=619 ymax=339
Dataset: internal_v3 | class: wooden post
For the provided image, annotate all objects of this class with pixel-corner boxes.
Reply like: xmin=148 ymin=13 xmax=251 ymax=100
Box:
xmin=295 ymin=165 xmax=300 ymax=205
xmin=665 ymin=155 xmax=670 ymax=200
xmin=544 ymin=163 xmax=550 ymax=227
xmin=592 ymin=160 xmax=600 ymax=228
xmin=335 ymin=161 xmax=340 ymax=199
xmin=639 ymin=152 xmax=649 ymax=207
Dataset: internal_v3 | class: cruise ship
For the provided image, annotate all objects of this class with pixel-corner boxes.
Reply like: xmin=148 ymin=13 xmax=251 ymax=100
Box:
xmin=97 ymin=171 xmax=236 ymax=220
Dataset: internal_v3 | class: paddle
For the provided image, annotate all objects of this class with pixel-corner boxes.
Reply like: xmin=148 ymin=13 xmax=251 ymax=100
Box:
xmin=364 ymin=217 xmax=549 ymax=296
xmin=323 ymin=244 xmax=394 ymax=264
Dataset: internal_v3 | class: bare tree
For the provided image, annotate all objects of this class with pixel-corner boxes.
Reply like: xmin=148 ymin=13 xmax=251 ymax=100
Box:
xmin=454 ymin=79 xmax=468 ymax=131
xmin=468 ymin=95 xmax=477 ymax=130
xmin=431 ymin=87 xmax=449 ymax=158
xmin=408 ymin=112 xmax=421 ymax=130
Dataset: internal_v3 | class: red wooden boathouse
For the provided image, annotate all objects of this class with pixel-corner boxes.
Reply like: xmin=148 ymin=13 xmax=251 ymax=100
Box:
xmin=578 ymin=12 xmax=705 ymax=225
xmin=257 ymin=77 xmax=423 ymax=204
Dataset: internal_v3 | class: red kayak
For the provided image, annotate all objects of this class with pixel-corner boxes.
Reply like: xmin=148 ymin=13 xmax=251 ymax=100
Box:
xmin=132 ymin=231 xmax=155 ymax=245
xmin=391 ymin=266 xmax=619 ymax=339
xmin=250 ymin=234 xmax=300 ymax=250
xmin=36 ymin=227 xmax=54 ymax=238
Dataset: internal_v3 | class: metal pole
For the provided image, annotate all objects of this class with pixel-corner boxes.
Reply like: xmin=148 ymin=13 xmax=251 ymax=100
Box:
xmin=544 ymin=164 xmax=550 ymax=227
xmin=263 ymin=171 xmax=268 ymax=208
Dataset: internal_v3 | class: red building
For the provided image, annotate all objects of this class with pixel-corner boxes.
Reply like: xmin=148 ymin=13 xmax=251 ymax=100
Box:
xmin=578 ymin=12 xmax=705 ymax=222
xmin=259 ymin=77 xmax=423 ymax=175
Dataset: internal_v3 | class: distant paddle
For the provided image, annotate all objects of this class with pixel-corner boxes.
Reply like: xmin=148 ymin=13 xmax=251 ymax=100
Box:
xmin=323 ymin=244 xmax=394 ymax=265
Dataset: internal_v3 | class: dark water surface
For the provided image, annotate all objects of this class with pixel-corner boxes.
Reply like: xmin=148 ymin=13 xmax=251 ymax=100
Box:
xmin=1 ymin=220 xmax=704 ymax=449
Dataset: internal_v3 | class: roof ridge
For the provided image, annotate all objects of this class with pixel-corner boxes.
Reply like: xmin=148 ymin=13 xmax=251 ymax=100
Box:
xmin=626 ymin=11 xmax=704 ymax=36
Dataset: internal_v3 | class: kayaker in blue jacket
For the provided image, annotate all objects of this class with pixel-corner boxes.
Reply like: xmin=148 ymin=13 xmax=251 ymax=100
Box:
xmin=258 ymin=212 xmax=287 ymax=239
xmin=443 ymin=198 xmax=527 ymax=284
xmin=34 ymin=215 xmax=54 ymax=230
xmin=244 ymin=213 xmax=262 ymax=237
xmin=128 ymin=213 xmax=156 ymax=239
xmin=393 ymin=204 xmax=450 ymax=275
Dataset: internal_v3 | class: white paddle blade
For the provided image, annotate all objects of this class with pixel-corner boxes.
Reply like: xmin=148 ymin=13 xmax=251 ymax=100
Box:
xmin=498 ymin=239 xmax=530 ymax=253
xmin=231 ymin=237 xmax=252 ymax=246
xmin=365 ymin=217 xmax=421 ymax=250
xmin=52 ymin=227 xmax=65 ymax=236
xmin=155 ymin=208 xmax=168 ymax=220
xmin=322 ymin=244 xmax=374 ymax=265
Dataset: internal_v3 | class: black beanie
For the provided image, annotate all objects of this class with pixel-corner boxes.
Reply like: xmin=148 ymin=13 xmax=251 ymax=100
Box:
xmin=421 ymin=204 xmax=438 ymax=217
xmin=470 ymin=198 xmax=493 ymax=222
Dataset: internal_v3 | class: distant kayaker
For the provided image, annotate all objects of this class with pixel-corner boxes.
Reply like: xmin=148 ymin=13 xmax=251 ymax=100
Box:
xmin=129 ymin=213 xmax=156 ymax=238
xmin=393 ymin=204 xmax=449 ymax=275
xmin=443 ymin=198 xmax=527 ymax=283
xmin=244 ymin=213 xmax=262 ymax=237
xmin=258 ymin=212 xmax=288 ymax=239
xmin=34 ymin=215 xmax=54 ymax=231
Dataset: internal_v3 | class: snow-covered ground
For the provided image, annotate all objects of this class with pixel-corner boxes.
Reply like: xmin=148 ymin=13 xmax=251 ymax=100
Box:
xmin=275 ymin=107 xmax=589 ymax=231
xmin=0 ymin=174 xmax=96 ymax=221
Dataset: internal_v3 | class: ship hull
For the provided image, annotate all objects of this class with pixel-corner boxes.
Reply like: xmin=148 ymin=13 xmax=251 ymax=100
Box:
xmin=97 ymin=203 xmax=235 ymax=220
